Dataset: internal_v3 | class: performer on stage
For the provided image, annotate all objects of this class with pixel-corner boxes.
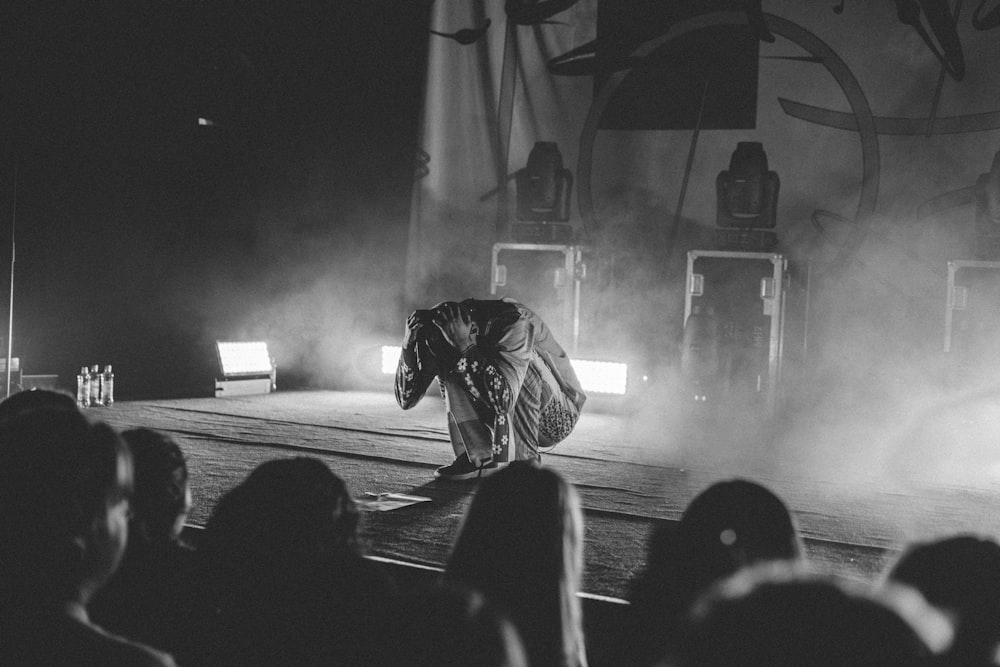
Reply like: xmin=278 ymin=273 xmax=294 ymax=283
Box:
xmin=395 ymin=298 xmax=586 ymax=480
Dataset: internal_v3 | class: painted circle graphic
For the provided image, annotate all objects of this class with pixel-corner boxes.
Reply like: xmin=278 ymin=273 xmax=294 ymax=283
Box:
xmin=576 ymin=11 xmax=879 ymax=278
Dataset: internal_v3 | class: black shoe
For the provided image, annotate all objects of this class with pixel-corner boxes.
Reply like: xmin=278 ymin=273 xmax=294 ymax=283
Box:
xmin=434 ymin=453 xmax=504 ymax=480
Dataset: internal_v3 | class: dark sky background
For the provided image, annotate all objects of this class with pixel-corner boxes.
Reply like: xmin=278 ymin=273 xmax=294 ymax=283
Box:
xmin=0 ymin=1 xmax=432 ymax=397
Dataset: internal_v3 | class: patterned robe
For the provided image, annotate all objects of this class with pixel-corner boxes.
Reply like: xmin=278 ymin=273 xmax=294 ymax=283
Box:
xmin=395 ymin=299 xmax=586 ymax=463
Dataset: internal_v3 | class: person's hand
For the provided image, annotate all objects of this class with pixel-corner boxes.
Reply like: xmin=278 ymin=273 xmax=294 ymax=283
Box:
xmin=433 ymin=302 xmax=477 ymax=352
xmin=403 ymin=310 xmax=430 ymax=349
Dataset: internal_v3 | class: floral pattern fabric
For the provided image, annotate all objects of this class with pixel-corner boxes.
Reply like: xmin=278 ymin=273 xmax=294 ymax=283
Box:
xmin=395 ymin=300 xmax=586 ymax=462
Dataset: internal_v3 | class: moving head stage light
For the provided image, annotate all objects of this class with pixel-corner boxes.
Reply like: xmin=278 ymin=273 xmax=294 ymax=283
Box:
xmin=513 ymin=141 xmax=574 ymax=243
xmin=715 ymin=142 xmax=780 ymax=252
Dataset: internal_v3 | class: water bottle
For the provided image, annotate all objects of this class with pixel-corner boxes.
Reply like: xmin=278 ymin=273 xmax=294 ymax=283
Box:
xmin=77 ymin=366 xmax=91 ymax=408
xmin=102 ymin=365 xmax=114 ymax=406
xmin=89 ymin=364 xmax=102 ymax=408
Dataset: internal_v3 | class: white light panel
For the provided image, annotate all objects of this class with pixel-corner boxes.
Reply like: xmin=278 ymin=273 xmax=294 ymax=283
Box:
xmin=217 ymin=341 xmax=272 ymax=377
xmin=571 ymin=359 xmax=628 ymax=396
xmin=381 ymin=346 xmax=628 ymax=396
xmin=381 ymin=346 xmax=399 ymax=375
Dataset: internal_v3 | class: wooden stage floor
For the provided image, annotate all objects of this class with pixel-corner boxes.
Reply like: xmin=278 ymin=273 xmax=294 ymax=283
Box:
xmin=96 ymin=388 xmax=1000 ymax=600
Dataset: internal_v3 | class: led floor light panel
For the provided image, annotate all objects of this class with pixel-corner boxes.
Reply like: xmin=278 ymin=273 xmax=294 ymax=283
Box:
xmin=215 ymin=341 xmax=273 ymax=397
xmin=216 ymin=341 xmax=272 ymax=377
xmin=380 ymin=346 xmax=628 ymax=395
xmin=381 ymin=345 xmax=399 ymax=375
xmin=570 ymin=359 xmax=628 ymax=396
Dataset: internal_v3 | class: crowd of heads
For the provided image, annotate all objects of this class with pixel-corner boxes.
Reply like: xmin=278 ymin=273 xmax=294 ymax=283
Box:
xmin=2 ymin=388 xmax=1000 ymax=665
xmin=0 ymin=390 xmax=174 ymax=665
xmin=617 ymin=478 xmax=1000 ymax=667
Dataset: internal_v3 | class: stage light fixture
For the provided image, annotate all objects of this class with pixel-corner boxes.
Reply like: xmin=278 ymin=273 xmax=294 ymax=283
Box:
xmin=380 ymin=346 xmax=628 ymax=396
xmin=381 ymin=345 xmax=399 ymax=375
xmin=571 ymin=359 xmax=628 ymax=396
xmin=215 ymin=341 xmax=275 ymax=397
xmin=715 ymin=142 xmax=780 ymax=251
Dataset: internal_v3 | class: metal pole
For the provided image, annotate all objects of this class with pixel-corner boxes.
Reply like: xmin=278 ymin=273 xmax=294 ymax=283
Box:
xmin=925 ymin=0 xmax=963 ymax=137
xmin=6 ymin=156 xmax=17 ymax=397
xmin=495 ymin=19 xmax=519 ymax=240
xmin=572 ymin=246 xmax=582 ymax=355
xmin=669 ymin=77 xmax=711 ymax=251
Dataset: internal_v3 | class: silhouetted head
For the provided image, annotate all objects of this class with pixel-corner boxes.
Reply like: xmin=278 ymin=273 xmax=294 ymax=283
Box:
xmin=410 ymin=301 xmax=468 ymax=359
xmin=675 ymin=478 xmax=802 ymax=600
xmin=886 ymin=534 xmax=1000 ymax=664
xmin=120 ymin=428 xmax=190 ymax=546
xmin=414 ymin=299 xmax=520 ymax=358
xmin=201 ymin=457 xmax=380 ymax=666
xmin=446 ymin=462 xmax=585 ymax=667
xmin=0 ymin=408 xmax=132 ymax=606
xmin=624 ymin=479 xmax=801 ymax=663
xmin=205 ymin=456 xmax=359 ymax=563
xmin=420 ymin=299 xmax=518 ymax=327
xmin=448 ymin=462 xmax=583 ymax=591
xmin=676 ymin=563 xmax=952 ymax=667
xmin=0 ymin=388 xmax=77 ymax=421
xmin=386 ymin=583 xmax=528 ymax=667
xmin=460 ymin=298 xmax=519 ymax=327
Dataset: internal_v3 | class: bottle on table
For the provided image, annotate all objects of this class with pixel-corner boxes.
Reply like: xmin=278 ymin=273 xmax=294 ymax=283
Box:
xmin=102 ymin=365 xmax=114 ymax=406
xmin=89 ymin=364 xmax=101 ymax=408
xmin=77 ymin=366 xmax=91 ymax=408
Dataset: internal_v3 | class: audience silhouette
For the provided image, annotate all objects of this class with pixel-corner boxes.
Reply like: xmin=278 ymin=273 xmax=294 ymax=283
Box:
xmin=382 ymin=583 xmax=528 ymax=667
xmin=623 ymin=478 xmax=803 ymax=665
xmin=0 ymin=387 xmax=77 ymax=420
xmin=673 ymin=563 xmax=953 ymax=666
xmin=89 ymin=428 xmax=197 ymax=658
xmin=193 ymin=456 xmax=395 ymax=667
xmin=0 ymin=406 xmax=177 ymax=666
xmin=6 ymin=390 xmax=1000 ymax=666
xmin=445 ymin=461 xmax=588 ymax=667
xmin=885 ymin=534 xmax=1000 ymax=666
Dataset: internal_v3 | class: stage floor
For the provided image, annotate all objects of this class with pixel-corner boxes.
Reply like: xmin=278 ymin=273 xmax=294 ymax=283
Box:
xmin=96 ymin=389 xmax=1000 ymax=599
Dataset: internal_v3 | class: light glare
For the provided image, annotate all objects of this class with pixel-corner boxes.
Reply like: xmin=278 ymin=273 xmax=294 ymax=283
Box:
xmin=380 ymin=346 xmax=628 ymax=395
xmin=571 ymin=359 xmax=628 ymax=395
xmin=381 ymin=346 xmax=399 ymax=375
xmin=217 ymin=341 xmax=272 ymax=376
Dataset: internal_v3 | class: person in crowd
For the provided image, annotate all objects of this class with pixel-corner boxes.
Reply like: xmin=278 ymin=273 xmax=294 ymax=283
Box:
xmin=884 ymin=534 xmax=1000 ymax=666
xmin=395 ymin=298 xmax=586 ymax=479
xmin=0 ymin=387 xmax=77 ymax=420
xmin=381 ymin=583 xmax=528 ymax=667
xmin=445 ymin=462 xmax=587 ymax=667
xmin=0 ymin=407 xmax=177 ymax=666
xmin=623 ymin=478 xmax=804 ymax=665
xmin=672 ymin=562 xmax=953 ymax=666
xmin=193 ymin=456 xmax=396 ymax=667
xmin=89 ymin=428 xmax=196 ymax=658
